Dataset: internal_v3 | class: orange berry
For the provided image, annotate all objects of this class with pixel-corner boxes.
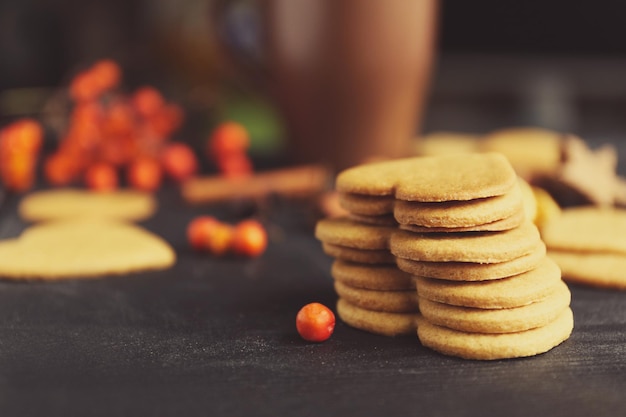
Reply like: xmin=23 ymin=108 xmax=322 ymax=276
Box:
xmin=91 ymin=59 xmax=121 ymax=92
xmin=208 ymin=121 xmax=249 ymax=159
xmin=205 ymin=222 xmax=234 ymax=256
xmin=146 ymin=104 xmax=184 ymax=138
xmin=160 ymin=142 xmax=198 ymax=182
xmin=44 ymin=153 xmax=79 ymax=186
xmin=70 ymin=72 xmax=100 ymax=102
xmin=217 ymin=153 xmax=253 ymax=178
xmin=85 ymin=162 xmax=118 ymax=191
xmin=131 ymin=86 xmax=165 ymax=118
xmin=232 ymin=219 xmax=268 ymax=257
xmin=127 ymin=157 xmax=162 ymax=192
xmin=296 ymin=303 xmax=335 ymax=342
xmin=187 ymin=216 xmax=220 ymax=251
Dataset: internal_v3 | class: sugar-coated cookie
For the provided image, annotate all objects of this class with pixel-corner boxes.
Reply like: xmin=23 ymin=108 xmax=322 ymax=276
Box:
xmin=390 ymin=221 xmax=542 ymax=263
xmin=0 ymin=219 xmax=175 ymax=279
xmin=414 ymin=256 xmax=561 ymax=308
xmin=19 ymin=188 xmax=156 ymax=222
xmin=417 ymin=307 xmax=574 ymax=360
xmin=336 ymin=153 xmax=517 ymax=202
xmin=418 ymin=280 xmax=570 ymax=334
xmin=331 ymin=260 xmax=414 ymax=290
xmin=336 ymin=298 xmax=420 ymax=336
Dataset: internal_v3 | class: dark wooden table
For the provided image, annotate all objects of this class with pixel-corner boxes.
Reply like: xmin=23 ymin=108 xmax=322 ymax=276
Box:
xmin=0 ymin=184 xmax=625 ymax=417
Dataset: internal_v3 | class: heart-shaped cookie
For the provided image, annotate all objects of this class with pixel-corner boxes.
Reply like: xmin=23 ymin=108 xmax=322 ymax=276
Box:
xmin=0 ymin=219 xmax=175 ymax=280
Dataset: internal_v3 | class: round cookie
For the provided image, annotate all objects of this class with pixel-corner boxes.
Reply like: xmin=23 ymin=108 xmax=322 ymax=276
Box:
xmin=334 ymin=281 xmax=419 ymax=313
xmin=548 ymin=251 xmax=626 ymax=290
xmin=322 ymin=243 xmax=396 ymax=264
xmin=542 ymin=207 xmax=626 ymax=254
xmin=417 ymin=280 xmax=571 ymax=334
xmin=336 ymin=153 xmax=518 ymax=202
xmin=417 ymin=307 xmax=574 ymax=360
xmin=338 ymin=192 xmax=395 ymax=216
xmin=331 ymin=260 xmax=415 ymax=290
xmin=414 ymin=256 xmax=562 ymax=308
xmin=390 ymin=221 xmax=542 ymax=263
xmin=348 ymin=213 xmax=398 ymax=226
xmin=315 ymin=217 xmax=395 ymax=250
xmin=337 ymin=298 xmax=419 ymax=336
xmin=394 ymin=184 xmax=523 ymax=228
xmin=19 ymin=188 xmax=156 ymax=222
xmin=395 ymin=241 xmax=546 ymax=281
xmin=399 ymin=209 xmax=525 ymax=233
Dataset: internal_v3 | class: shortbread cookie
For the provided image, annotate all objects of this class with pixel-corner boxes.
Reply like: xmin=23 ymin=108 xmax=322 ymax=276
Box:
xmin=418 ymin=280 xmax=570 ymax=334
xmin=331 ymin=260 xmax=414 ymax=290
xmin=390 ymin=221 xmax=542 ymax=263
xmin=336 ymin=153 xmax=517 ymax=202
xmin=0 ymin=219 xmax=175 ymax=279
xmin=416 ymin=131 xmax=480 ymax=156
xmin=542 ymin=207 xmax=626 ymax=253
xmin=548 ymin=251 xmax=626 ymax=289
xmin=518 ymin=177 xmax=538 ymax=223
xmin=417 ymin=307 xmax=574 ymax=360
xmin=19 ymin=188 xmax=156 ymax=222
xmin=399 ymin=209 xmax=525 ymax=233
xmin=338 ymin=193 xmax=395 ymax=216
xmin=322 ymin=243 xmax=396 ymax=264
xmin=532 ymin=186 xmax=561 ymax=230
xmin=348 ymin=213 xmax=397 ymax=226
xmin=479 ymin=127 xmax=563 ymax=181
xmin=396 ymin=241 xmax=546 ymax=281
xmin=414 ymin=256 xmax=561 ymax=308
xmin=394 ymin=183 xmax=523 ymax=228
xmin=334 ymin=281 xmax=419 ymax=313
xmin=337 ymin=298 xmax=419 ymax=336
xmin=315 ymin=217 xmax=395 ymax=250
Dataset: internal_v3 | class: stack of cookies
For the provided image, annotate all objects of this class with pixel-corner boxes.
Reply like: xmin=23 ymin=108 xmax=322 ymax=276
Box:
xmin=320 ymin=152 xmax=574 ymax=360
xmin=314 ymin=218 xmax=419 ymax=336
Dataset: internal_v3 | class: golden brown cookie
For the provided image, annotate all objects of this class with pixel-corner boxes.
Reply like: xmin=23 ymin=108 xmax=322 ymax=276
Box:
xmin=336 ymin=153 xmax=517 ymax=202
xmin=417 ymin=307 xmax=574 ymax=360
xmin=336 ymin=298 xmax=419 ymax=336
xmin=417 ymin=280 xmax=570 ymax=334
xmin=338 ymin=192 xmax=395 ymax=216
xmin=0 ymin=219 xmax=175 ymax=279
xmin=393 ymin=183 xmax=523 ymax=229
xmin=315 ymin=217 xmax=395 ymax=250
xmin=416 ymin=131 xmax=480 ymax=156
xmin=542 ymin=207 xmax=626 ymax=253
xmin=390 ymin=221 xmax=542 ymax=263
xmin=399 ymin=209 xmax=525 ymax=233
xmin=414 ymin=256 xmax=561 ymax=308
xmin=395 ymin=241 xmax=546 ymax=281
xmin=331 ymin=260 xmax=414 ymax=290
xmin=322 ymin=243 xmax=395 ymax=264
xmin=19 ymin=188 xmax=156 ymax=222
xmin=548 ymin=251 xmax=626 ymax=290
xmin=348 ymin=213 xmax=398 ymax=226
xmin=479 ymin=127 xmax=563 ymax=181
xmin=334 ymin=281 xmax=418 ymax=313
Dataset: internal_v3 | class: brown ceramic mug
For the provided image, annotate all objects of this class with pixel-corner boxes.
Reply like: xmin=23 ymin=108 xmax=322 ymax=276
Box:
xmin=213 ymin=0 xmax=438 ymax=171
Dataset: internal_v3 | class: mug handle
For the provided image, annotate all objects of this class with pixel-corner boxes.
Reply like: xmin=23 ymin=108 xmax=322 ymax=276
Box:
xmin=210 ymin=0 xmax=271 ymax=92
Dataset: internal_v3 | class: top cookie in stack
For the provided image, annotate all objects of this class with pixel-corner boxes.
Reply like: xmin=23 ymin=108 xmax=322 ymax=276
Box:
xmin=336 ymin=153 xmax=523 ymax=232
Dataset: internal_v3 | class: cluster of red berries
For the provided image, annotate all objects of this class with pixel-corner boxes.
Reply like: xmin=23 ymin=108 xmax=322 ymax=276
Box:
xmin=187 ymin=216 xmax=268 ymax=258
xmin=0 ymin=119 xmax=44 ymax=192
xmin=44 ymin=59 xmax=195 ymax=192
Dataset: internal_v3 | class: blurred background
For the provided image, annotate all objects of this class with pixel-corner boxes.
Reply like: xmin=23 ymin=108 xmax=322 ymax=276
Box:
xmin=1 ymin=0 xmax=626 ymax=154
